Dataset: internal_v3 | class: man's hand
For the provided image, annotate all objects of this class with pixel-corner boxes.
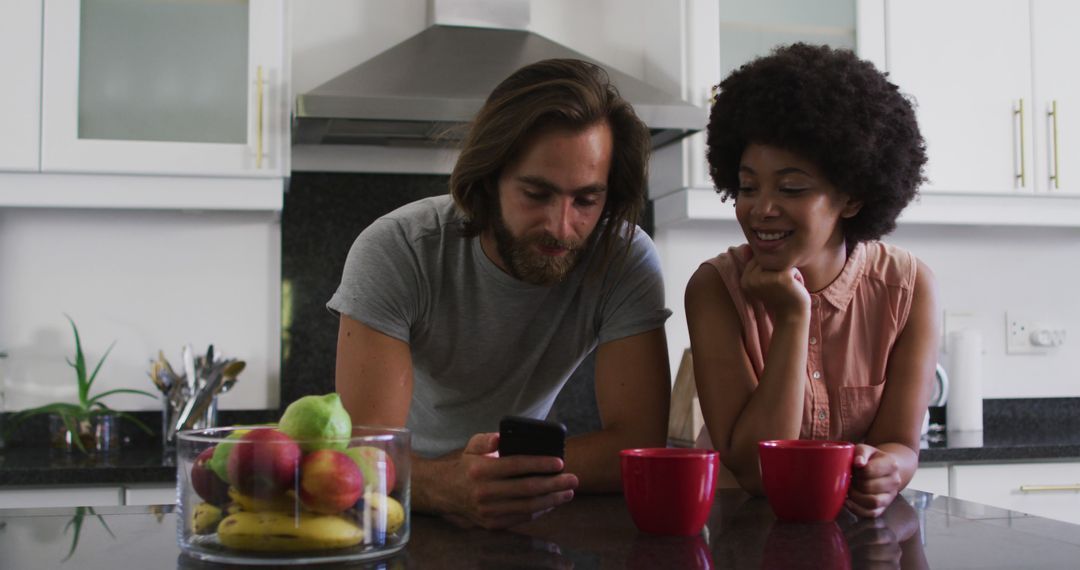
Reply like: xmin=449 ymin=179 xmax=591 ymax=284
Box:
xmin=441 ymin=433 xmax=579 ymax=529
xmin=847 ymin=444 xmax=902 ymax=518
xmin=739 ymin=258 xmax=810 ymax=320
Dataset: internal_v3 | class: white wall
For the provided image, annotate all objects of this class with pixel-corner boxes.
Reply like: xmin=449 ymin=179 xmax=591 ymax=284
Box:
xmin=0 ymin=207 xmax=281 ymax=411
xmin=654 ymin=218 xmax=1080 ymax=399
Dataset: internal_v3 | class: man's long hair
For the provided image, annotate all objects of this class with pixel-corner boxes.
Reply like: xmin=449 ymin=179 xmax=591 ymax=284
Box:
xmin=450 ymin=58 xmax=651 ymax=275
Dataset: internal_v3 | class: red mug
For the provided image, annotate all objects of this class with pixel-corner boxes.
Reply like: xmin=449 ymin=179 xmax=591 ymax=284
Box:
xmin=620 ymin=448 xmax=719 ymax=536
xmin=758 ymin=440 xmax=854 ymax=522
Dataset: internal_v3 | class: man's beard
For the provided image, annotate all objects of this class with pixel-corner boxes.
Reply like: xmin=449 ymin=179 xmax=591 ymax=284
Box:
xmin=491 ymin=213 xmax=586 ymax=287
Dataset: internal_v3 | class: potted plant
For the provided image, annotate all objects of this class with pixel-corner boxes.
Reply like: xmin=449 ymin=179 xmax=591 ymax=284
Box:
xmin=8 ymin=315 xmax=157 ymax=453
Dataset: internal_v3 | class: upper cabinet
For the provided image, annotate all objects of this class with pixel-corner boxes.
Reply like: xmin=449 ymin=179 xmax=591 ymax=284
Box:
xmin=0 ymin=1 xmax=43 ymax=172
xmin=885 ymin=0 xmax=1079 ymax=195
xmin=39 ymin=0 xmax=288 ymax=178
xmin=1030 ymin=0 xmax=1078 ymax=194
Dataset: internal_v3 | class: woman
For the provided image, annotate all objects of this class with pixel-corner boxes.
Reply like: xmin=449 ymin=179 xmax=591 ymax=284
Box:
xmin=687 ymin=43 xmax=938 ymax=518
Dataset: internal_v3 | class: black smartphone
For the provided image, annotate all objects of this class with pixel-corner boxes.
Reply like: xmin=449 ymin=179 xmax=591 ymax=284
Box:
xmin=498 ymin=416 xmax=567 ymax=459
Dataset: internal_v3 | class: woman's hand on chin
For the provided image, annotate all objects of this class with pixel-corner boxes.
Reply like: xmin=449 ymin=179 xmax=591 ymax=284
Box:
xmin=740 ymin=258 xmax=810 ymax=320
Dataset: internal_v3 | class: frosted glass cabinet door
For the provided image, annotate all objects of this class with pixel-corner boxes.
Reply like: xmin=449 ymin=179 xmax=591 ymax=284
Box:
xmin=41 ymin=0 xmax=286 ymax=177
xmin=0 ymin=1 xmax=43 ymax=172
xmin=885 ymin=0 xmax=1034 ymax=193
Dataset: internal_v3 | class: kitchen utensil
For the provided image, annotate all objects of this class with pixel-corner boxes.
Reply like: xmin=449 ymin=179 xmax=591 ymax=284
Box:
xmin=177 ymin=365 xmax=227 ymax=433
xmin=182 ymin=345 xmax=197 ymax=395
xmin=219 ymin=360 xmax=246 ymax=393
xmin=159 ymin=350 xmax=179 ymax=382
xmin=620 ymin=448 xmax=718 ymax=536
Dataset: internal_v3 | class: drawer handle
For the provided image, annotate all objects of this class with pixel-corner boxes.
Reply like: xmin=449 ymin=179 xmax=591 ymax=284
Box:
xmin=1019 ymin=484 xmax=1080 ymax=492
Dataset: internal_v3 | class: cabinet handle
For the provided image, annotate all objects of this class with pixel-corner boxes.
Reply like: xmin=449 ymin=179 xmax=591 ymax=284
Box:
xmin=1019 ymin=484 xmax=1080 ymax=492
xmin=1049 ymin=100 xmax=1060 ymax=189
xmin=256 ymin=65 xmax=265 ymax=169
xmin=1015 ymin=99 xmax=1027 ymax=188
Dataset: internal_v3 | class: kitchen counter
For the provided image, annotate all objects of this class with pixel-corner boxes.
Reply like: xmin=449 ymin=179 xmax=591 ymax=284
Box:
xmin=2 ymin=489 xmax=1079 ymax=569
xmin=4 ymin=433 xmax=1080 ymax=487
xmin=2 ymin=398 xmax=1078 ymax=486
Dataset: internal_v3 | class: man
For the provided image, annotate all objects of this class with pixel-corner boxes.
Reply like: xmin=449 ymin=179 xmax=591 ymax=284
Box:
xmin=328 ymin=59 xmax=671 ymax=529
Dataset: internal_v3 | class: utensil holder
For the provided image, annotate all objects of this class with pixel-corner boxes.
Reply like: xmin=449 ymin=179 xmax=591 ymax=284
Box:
xmin=163 ymin=395 xmax=218 ymax=449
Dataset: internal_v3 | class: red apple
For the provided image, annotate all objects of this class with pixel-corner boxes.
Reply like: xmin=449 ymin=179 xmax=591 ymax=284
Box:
xmin=191 ymin=446 xmax=231 ymax=505
xmin=298 ymin=449 xmax=364 ymax=514
xmin=226 ymin=428 xmax=301 ymax=496
xmin=345 ymin=446 xmax=397 ymax=494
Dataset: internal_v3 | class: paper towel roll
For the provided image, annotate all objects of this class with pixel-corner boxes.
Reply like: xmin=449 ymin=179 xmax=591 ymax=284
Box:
xmin=946 ymin=329 xmax=983 ymax=432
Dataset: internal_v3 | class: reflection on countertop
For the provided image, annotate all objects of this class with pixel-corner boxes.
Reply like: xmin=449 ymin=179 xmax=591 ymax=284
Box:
xmin=2 ymin=489 xmax=1080 ymax=569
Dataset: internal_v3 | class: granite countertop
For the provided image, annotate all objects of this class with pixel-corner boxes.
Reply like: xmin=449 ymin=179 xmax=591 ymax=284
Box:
xmin=2 ymin=489 xmax=1080 ymax=569
xmin=2 ymin=398 xmax=1079 ymax=486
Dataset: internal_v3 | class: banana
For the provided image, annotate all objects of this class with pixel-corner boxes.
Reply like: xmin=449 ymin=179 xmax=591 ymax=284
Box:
xmin=227 ymin=487 xmax=295 ymax=513
xmin=364 ymin=492 xmax=405 ymax=535
xmin=190 ymin=502 xmax=223 ymax=535
xmin=217 ymin=511 xmax=364 ymax=551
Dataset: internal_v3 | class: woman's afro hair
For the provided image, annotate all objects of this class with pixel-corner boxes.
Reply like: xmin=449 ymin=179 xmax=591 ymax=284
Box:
xmin=706 ymin=43 xmax=927 ymax=244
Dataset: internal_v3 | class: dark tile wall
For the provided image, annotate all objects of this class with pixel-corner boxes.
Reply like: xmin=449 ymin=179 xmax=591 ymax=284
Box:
xmin=280 ymin=173 xmax=603 ymax=435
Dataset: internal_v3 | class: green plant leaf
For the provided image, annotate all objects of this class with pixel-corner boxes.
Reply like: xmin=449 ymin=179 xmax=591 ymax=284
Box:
xmin=109 ymin=410 xmax=154 ymax=435
xmin=64 ymin=314 xmax=90 ymax=406
xmin=90 ymin=507 xmax=116 ymax=539
xmin=84 ymin=340 xmax=117 ymax=401
xmin=62 ymin=507 xmax=85 ymax=562
xmin=12 ymin=402 xmax=84 ymax=419
xmin=86 ymin=388 xmax=157 ymax=407
xmin=58 ymin=412 xmax=88 ymax=454
xmin=61 ymin=507 xmax=114 ymax=563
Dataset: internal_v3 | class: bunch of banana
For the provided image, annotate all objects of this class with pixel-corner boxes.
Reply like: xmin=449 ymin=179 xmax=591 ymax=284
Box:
xmin=191 ymin=502 xmax=224 ymax=535
xmin=217 ymin=511 xmax=365 ymax=552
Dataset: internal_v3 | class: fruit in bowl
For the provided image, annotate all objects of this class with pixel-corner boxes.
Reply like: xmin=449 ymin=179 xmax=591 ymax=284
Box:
xmin=346 ymin=445 xmax=397 ymax=494
xmin=191 ymin=446 xmax=231 ymax=506
xmin=299 ymin=449 xmax=365 ymax=514
xmin=278 ymin=393 xmax=352 ymax=452
xmin=178 ymin=393 xmax=410 ymax=564
xmin=227 ymin=428 xmax=302 ymax=496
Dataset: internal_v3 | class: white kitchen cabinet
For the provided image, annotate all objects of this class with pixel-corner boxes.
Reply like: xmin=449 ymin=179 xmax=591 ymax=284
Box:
xmin=0 ymin=485 xmax=123 ymax=509
xmin=908 ymin=465 xmax=949 ymax=497
xmin=950 ymin=462 xmax=1080 ymax=525
xmin=124 ymin=483 xmax=176 ymax=506
xmin=1030 ymin=0 xmax=1080 ymax=194
xmin=0 ymin=483 xmax=178 ymax=509
xmin=0 ymin=1 xmax=43 ymax=172
xmin=40 ymin=0 xmax=288 ymax=178
xmin=885 ymin=0 xmax=1080 ymax=195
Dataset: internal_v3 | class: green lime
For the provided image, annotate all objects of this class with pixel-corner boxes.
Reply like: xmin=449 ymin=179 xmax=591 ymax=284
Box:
xmin=208 ymin=428 xmax=251 ymax=482
xmin=278 ymin=393 xmax=352 ymax=452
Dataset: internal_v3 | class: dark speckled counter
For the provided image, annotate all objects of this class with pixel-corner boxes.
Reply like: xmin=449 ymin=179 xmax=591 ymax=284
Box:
xmin=2 ymin=400 xmax=1079 ymax=486
xmin=3 ymin=489 xmax=1080 ymax=569
xmin=0 ymin=446 xmax=174 ymax=486
xmin=920 ymin=397 xmax=1080 ymax=463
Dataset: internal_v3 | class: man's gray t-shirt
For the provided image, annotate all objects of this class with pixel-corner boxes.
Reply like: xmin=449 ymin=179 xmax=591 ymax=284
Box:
xmin=327 ymin=195 xmax=671 ymax=457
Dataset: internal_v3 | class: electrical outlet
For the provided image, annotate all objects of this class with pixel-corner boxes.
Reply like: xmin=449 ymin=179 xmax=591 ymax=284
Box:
xmin=1006 ymin=312 xmax=1066 ymax=354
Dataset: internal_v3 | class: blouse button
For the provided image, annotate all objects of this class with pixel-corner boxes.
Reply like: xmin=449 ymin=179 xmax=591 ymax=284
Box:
xmin=812 ymin=371 xmax=821 ymax=380
xmin=817 ymin=410 xmax=827 ymax=421
xmin=809 ymin=337 xmax=818 ymax=345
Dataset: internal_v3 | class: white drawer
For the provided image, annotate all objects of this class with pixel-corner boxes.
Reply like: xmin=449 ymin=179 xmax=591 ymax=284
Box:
xmin=951 ymin=462 xmax=1080 ymax=524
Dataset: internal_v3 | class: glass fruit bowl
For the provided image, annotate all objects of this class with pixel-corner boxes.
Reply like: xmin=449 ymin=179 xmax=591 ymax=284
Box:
xmin=176 ymin=425 xmax=410 ymax=566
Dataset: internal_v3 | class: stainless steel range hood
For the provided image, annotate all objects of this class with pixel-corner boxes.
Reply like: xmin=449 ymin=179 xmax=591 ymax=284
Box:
xmin=294 ymin=6 xmax=705 ymax=150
